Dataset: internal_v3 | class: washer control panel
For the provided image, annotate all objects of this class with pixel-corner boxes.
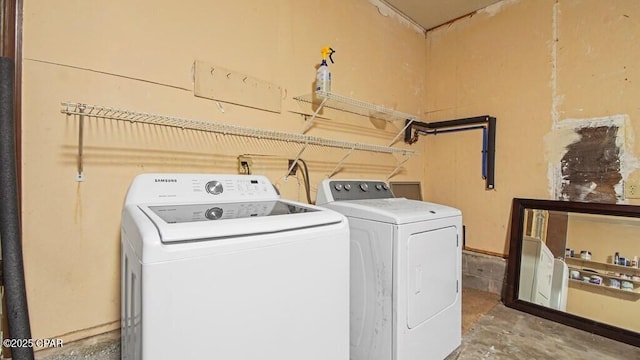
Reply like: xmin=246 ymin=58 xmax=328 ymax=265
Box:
xmin=325 ymin=180 xmax=394 ymax=201
xmin=202 ymin=178 xmax=271 ymax=197
xmin=124 ymin=174 xmax=278 ymax=205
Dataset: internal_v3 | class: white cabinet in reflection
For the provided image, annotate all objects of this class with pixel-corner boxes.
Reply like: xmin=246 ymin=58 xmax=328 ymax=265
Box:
xmin=519 ymin=236 xmax=554 ymax=307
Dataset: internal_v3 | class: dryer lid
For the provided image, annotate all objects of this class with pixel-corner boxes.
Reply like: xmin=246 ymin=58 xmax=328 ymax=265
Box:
xmin=138 ymin=200 xmax=344 ymax=243
xmin=322 ymin=198 xmax=461 ymax=224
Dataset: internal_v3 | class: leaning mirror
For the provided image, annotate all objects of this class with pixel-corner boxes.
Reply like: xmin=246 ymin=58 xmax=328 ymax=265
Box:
xmin=505 ymin=198 xmax=640 ymax=347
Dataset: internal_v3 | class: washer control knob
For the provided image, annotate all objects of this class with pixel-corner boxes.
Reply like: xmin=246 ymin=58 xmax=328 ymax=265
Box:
xmin=205 ymin=180 xmax=224 ymax=195
xmin=344 ymin=183 xmax=352 ymax=191
xmin=375 ymin=184 xmax=383 ymax=191
xmin=205 ymin=207 xmax=224 ymax=220
xmin=382 ymin=183 xmax=389 ymax=190
xmin=334 ymin=183 xmax=343 ymax=191
xmin=360 ymin=183 xmax=369 ymax=191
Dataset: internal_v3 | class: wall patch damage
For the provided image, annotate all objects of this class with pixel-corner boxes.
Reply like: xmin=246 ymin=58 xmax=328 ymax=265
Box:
xmin=546 ymin=115 xmax=633 ymax=203
xmin=560 ymin=125 xmax=621 ymax=203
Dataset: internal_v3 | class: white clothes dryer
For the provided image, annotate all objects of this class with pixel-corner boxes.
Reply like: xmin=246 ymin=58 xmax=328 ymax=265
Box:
xmin=121 ymin=174 xmax=349 ymax=360
xmin=317 ymin=179 xmax=462 ymax=360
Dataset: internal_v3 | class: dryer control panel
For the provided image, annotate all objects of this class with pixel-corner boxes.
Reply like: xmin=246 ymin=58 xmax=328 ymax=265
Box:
xmin=316 ymin=179 xmax=394 ymax=204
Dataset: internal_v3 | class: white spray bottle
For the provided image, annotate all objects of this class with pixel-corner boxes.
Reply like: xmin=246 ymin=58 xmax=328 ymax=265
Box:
xmin=316 ymin=46 xmax=335 ymax=94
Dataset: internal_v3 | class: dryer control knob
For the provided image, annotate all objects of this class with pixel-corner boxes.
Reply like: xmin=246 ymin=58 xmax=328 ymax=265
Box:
xmin=334 ymin=183 xmax=343 ymax=191
xmin=205 ymin=180 xmax=224 ymax=195
xmin=375 ymin=184 xmax=383 ymax=191
xmin=205 ymin=207 xmax=224 ymax=220
xmin=344 ymin=184 xmax=352 ymax=191
xmin=382 ymin=183 xmax=389 ymax=190
xmin=360 ymin=183 xmax=369 ymax=191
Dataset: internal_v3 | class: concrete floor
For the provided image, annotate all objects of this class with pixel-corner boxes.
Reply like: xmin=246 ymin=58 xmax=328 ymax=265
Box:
xmin=30 ymin=288 xmax=639 ymax=360
xmin=447 ymin=289 xmax=640 ymax=359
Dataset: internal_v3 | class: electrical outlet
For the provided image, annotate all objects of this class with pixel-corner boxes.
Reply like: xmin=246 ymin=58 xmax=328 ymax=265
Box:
xmin=237 ymin=156 xmax=253 ymax=175
xmin=287 ymin=160 xmax=298 ymax=176
xmin=626 ymin=182 xmax=640 ymax=199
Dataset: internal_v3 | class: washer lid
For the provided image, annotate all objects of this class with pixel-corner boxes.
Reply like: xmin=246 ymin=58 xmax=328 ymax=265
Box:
xmin=322 ymin=198 xmax=461 ymax=224
xmin=138 ymin=200 xmax=344 ymax=243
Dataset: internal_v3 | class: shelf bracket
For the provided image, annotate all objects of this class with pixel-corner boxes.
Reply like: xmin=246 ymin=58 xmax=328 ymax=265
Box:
xmin=328 ymin=145 xmax=356 ymax=178
xmin=388 ymin=119 xmax=415 ymax=147
xmin=285 ymin=140 xmax=309 ymax=180
xmin=76 ymin=104 xmax=86 ymax=182
xmin=301 ymin=96 xmax=328 ymax=134
xmin=386 ymin=153 xmax=413 ymax=181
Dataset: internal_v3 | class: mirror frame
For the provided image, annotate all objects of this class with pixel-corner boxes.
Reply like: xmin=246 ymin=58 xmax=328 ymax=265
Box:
xmin=505 ymin=198 xmax=640 ymax=347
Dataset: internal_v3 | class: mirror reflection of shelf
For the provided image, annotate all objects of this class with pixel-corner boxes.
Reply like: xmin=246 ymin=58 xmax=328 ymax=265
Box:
xmin=567 ymin=266 xmax=640 ymax=286
xmin=568 ymin=279 xmax=640 ymax=297
xmin=565 ymin=256 xmax=640 ymax=275
xmin=565 ymin=256 xmax=640 ymax=297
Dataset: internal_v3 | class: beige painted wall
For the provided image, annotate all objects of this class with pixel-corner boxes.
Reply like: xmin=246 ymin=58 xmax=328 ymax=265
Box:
xmin=567 ymin=213 xmax=640 ymax=263
xmin=20 ymin=0 xmax=427 ymax=342
xmin=424 ymin=0 xmax=640 ymax=255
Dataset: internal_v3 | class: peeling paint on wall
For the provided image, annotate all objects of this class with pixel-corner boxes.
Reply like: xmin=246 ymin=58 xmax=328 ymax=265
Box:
xmin=478 ymin=0 xmax=521 ymax=17
xmin=545 ymin=115 xmax=640 ymax=203
xmin=368 ymin=0 xmax=426 ymax=35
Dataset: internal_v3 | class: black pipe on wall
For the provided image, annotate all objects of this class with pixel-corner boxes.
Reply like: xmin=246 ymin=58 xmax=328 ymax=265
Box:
xmin=0 ymin=56 xmax=34 ymax=360
xmin=404 ymin=115 xmax=497 ymax=190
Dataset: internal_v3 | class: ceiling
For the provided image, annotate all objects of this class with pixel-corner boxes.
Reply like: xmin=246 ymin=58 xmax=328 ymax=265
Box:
xmin=383 ymin=0 xmax=503 ymax=30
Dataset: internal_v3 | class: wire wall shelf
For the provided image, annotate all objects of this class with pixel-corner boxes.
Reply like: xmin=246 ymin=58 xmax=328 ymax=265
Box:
xmin=61 ymin=102 xmax=415 ymax=181
xmin=294 ymin=91 xmax=421 ymax=123
xmin=294 ymin=91 xmax=422 ymax=135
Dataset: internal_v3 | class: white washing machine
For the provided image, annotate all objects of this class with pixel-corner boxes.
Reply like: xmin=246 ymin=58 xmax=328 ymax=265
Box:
xmin=317 ymin=179 xmax=462 ymax=360
xmin=121 ymin=174 xmax=349 ymax=360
